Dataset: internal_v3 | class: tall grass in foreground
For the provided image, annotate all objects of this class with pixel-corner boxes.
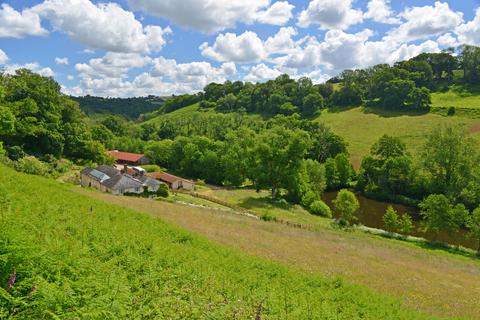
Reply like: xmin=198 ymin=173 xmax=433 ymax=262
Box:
xmin=0 ymin=165 xmax=435 ymax=319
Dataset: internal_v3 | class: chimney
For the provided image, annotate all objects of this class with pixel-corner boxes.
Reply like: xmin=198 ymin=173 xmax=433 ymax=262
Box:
xmin=123 ymin=164 xmax=128 ymax=174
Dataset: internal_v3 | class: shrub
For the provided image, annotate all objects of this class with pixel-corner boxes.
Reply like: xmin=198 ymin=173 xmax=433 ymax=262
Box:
xmin=399 ymin=214 xmax=414 ymax=234
xmin=14 ymin=156 xmax=50 ymax=176
xmin=142 ymin=164 xmax=162 ymax=172
xmin=157 ymin=184 xmax=169 ymax=198
xmin=309 ymin=200 xmax=332 ymax=217
xmin=383 ymin=206 xmax=399 ymax=232
xmin=333 ymin=189 xmax=359 ymax=227
xmin=447 ymin=106 xmax=455 ymax=116
xmin=261 ymin=212 xmax=276 ymax=221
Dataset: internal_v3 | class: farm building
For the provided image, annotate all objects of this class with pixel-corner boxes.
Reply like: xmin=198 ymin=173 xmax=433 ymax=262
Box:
xmin=107 ymin=150 xmax=150 ymax=166
xmin=80 ymin=165 xmax=161 ymax=195
xmin=147 ymin=172 xmax=195 ymax=191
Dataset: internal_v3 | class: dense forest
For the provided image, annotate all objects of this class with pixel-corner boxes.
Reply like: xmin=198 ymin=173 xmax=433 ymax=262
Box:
xmin=72 ymin=95 xmax=164 ymax=119
xmin=1 ymin=45 xmax=480 ymax=246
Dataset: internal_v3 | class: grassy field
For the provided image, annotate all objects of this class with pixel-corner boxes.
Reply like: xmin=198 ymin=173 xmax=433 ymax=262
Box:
xmin=0 ymin=164 xmax=441 ymax=319
xmin=431 ymin=85 xmax=480 ymax=109
xmin=318 ymin=107 xmax=480 ymax=168
xmin=83 ymin=189 xmax=480 ymax=319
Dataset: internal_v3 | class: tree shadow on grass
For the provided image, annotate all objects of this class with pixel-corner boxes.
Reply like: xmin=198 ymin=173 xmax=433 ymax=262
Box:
xmin=374 ymin=232 xmax=478 ymax=259
xmin=239 ymin=196 xmax=294 ymax=211
xmin=361 ymin=105 xmax=431 ymax=118
xmin=326 ymin=105 xmax=360 ymax=114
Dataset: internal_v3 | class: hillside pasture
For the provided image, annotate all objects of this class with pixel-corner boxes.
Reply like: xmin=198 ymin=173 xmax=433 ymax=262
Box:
xmin=84 ymin=188 xmax=480 ymax=319
xmin=0 ymin=165 xmax=436 ymax=319
xmin=318 ymin=107 xmax=480 ymax=168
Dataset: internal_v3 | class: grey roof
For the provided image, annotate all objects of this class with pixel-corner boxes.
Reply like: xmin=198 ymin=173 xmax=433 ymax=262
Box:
xmin=96 ymin=165 xmax=120 ymax=177
xmin=102 ymin=174 xmax=143 ymax=190
xmin=138 ymin=175 xmax=161 ymax=187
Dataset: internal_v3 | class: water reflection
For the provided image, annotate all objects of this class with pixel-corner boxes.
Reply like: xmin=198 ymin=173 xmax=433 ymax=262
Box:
xmin=322 ymin=191 xmax=477 ymax=250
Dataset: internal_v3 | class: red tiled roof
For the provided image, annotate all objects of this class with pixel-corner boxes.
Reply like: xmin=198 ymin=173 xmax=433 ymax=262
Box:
xmin=108 ymin=150 xmax=145 ymax=162
xmin=146 ymin=172 xmax=194 ymax=184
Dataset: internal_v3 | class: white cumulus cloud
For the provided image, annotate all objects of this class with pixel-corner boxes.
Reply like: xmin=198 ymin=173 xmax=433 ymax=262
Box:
xmin=385 ymin=1 xmax=463 ymax=43
xmin=128 ymin=0 xmax=293 ymax=33
xmin=456 ymin=8 xmax=480 ymax=46
xmin=364 ymin=0 xmax=401 ymax=24
xmin=255 ymin=1 xmax=294 ymax=26
xmin=0 ymin=49 xmax=8 ymax=64
xmin=200 ymin=31 xmax=267 ymax=63
xmin=33 ymin=0 xmax=171 ymax=53
xmin=297 ymin=0 xmax=363 ymax=30
xmin=0 ymin=4 xmax=47 ymax=38
xmin=55 ymin=57 xmax=69 ymax=65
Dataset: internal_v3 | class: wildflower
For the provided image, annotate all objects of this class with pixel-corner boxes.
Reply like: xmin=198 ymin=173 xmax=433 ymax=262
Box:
xmin=7 ymin=270 xmax=16 ymax=290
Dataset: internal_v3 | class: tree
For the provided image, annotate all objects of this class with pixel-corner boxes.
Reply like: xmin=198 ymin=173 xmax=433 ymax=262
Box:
xmin=91 ymin=124 xmax=114 ymax=148
xmin=406 ymin=87 xmax=431 ymax=109
xmin=302 ymin=92 xmax=324 ymax=117
xmin=422 ymin=125 xmax=477 ymax=197
xmin=0 ymin=106 xmax=15 ymax=135
xmin=252 ymin=126 xmax=310 ymax=199
xmin=398 ymin=214 xmax=414 ymax=235
xmin=145 ymin=139 xmax=173 ymax=168
xmin=371 ymin=135 xmax=407 ymax=160
xmin=383 ymin=206 xmax=399 ymax=232
xmin=419 ymin=194 xmax=465 ymax=238
xmin=382 ymin=79 xmax=416 ymax=109
xmin=334 ymin=153 xmax=354 ymax=187
xmin=467 ymin=207 xmax=480 ymax=252
xmin=324 ymin=158 xmax=339 ymax=190
xmin=333 ymin=189 xmax=359 ymax=227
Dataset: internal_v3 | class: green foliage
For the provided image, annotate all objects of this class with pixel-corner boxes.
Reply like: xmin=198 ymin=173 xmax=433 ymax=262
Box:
xmin=14 ymin=156 xmax=49 ymax=176
xmin=324 ymin=153 xmax=353 ymax=190
xmin=141 ymin=164 xmax=162 ymax=172
xmin=253 ymin=126 xmax=310 ymax=199
xmin=0 ymin=70 xmax=111 ymax=163
xmin=0 ymin=165 xmax=433 ymax=319
xmin=334 ymin=189 xmax=360 ymax=227
xmin=421 ymin=125 xmax=478 ymax=198
xmin=467 ymin=207 xmax=480 ymax=252
xmin=72 ymin=95 xmax=164 ymax=119
xmin=145 ymin=139 xmax=173 ymax=168
xmin=383 ymin=206 xmax=399 ymax=232
xmin=398 ymin=214 xmax=414 ymax=235
xmin=309 ymin=200 xmax=332 ymax=217
xmin=419 ymin=194 xmax=467 ymax=237
xmin=371 ymin=134 xmax=407 ymax=160
xmin=156 ymin=183 xmax=169 ymax=197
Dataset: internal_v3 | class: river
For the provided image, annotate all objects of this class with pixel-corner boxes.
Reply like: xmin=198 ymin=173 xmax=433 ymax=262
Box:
xmin=322 ymin=191 xmax=478 ymax=251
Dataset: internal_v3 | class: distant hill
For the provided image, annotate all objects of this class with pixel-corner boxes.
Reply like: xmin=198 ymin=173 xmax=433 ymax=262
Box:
xmin=72 ymin=95 xmax=165 ymax=119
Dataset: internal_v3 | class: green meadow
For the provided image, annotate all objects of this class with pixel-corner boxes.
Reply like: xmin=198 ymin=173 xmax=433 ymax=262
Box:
xmin=0 ymin=165 xmax=436 ymax=319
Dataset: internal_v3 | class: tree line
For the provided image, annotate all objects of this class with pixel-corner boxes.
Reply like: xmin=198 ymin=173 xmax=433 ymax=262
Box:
xmin=0 ymin=69 xmax=109 ymax=167
xmin=150 ymin=44 xmax=480 ymax=118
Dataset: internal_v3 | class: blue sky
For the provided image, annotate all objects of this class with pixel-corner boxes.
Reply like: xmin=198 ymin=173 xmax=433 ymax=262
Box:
xmin=0 ymin=0 xmax=479 ymax=97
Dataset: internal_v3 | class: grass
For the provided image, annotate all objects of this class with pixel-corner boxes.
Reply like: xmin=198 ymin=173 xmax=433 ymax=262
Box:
xmin=200 ymin=188 xmax=332 ymax=229
xmin=317 ymin=107 xmax=480 ymax=168
xmin=431 ymin=85 xmax=480 ymax=109
xmin=0 ymin=164 xmax=440 ymax=319
xmin=83 ymin=189 xmax=480 ymax=319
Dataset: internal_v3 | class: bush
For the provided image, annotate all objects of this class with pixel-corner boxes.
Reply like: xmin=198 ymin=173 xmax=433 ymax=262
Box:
xmin=261 ymin=212 xmax=276 ymax=221
xmin=157 ymin=184 xmax=169 ymax=198
xmin=447 ymin=106 xmax=455 ymax=116
xmin=14 ymin=156 xmax=50 ymax=176
xmin=142 ymin=164 xmax=162 ymax=172
xmin=309 ymin=200 xmax=332 ymax=217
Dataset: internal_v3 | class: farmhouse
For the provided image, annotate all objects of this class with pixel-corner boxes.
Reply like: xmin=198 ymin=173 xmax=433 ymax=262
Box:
xmin=147 ymin=172 xmax=195 ymax=191
xmin=80 ymin=165 xmax=161 ymax=195
xmin=107 ymin=150 xmax=150 ymax=166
